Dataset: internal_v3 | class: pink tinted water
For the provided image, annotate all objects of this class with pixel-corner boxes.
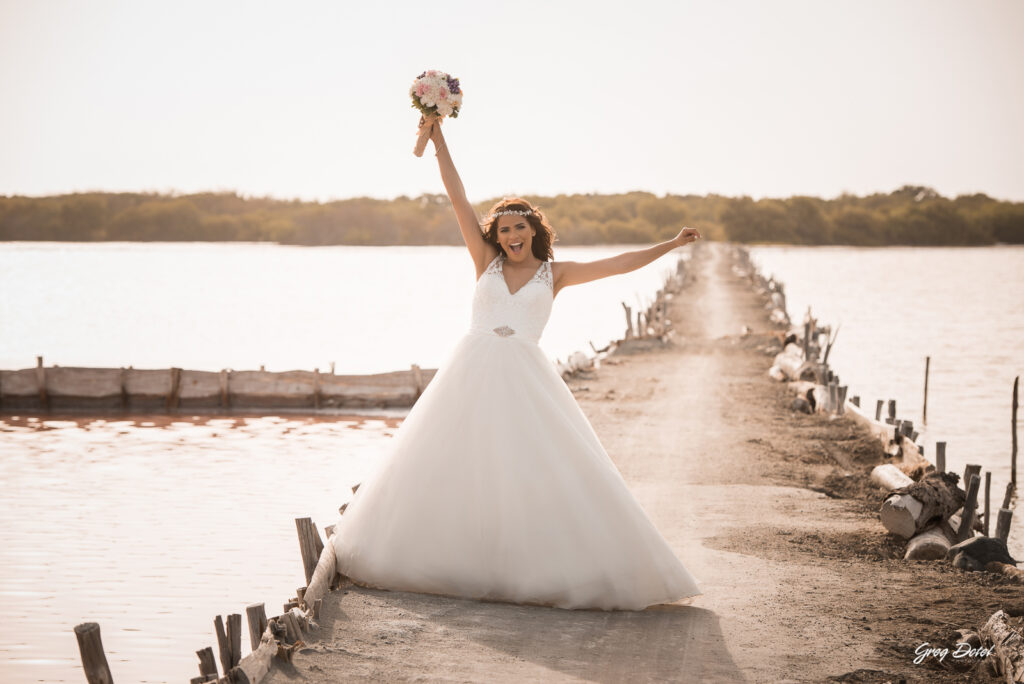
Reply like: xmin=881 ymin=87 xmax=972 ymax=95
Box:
xmin=0 ymin=412 xmax=400 ymax=683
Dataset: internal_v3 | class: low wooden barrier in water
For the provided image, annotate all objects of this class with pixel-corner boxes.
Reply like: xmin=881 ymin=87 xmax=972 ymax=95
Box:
xmin=0 ymin=359 xmax=437 ymax=413
xmin=4 ymin=255 xmax=694 ymax=413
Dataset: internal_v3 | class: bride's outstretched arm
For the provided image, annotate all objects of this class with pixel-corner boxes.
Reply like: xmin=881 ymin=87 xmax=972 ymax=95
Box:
xmin=428 ymin=122 xmax=491 ymax=271
xmin=556 ymin=227 xmax=701 ymax=290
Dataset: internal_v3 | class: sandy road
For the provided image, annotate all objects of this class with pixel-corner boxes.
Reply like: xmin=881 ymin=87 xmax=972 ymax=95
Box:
xmin=263 ymin=242 xmax=1006 ymax=683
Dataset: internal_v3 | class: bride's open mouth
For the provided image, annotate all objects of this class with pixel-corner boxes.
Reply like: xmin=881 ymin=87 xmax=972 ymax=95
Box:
xmin=509 ymin=241 xmax=524 ymax=255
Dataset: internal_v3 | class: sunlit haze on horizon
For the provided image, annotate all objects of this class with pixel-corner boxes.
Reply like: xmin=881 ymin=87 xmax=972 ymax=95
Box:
xmin=1 ymin=0 xmax=1022 ymax=203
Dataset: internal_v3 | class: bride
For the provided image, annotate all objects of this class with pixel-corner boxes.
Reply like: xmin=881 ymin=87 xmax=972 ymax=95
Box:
xmin=330 ymin=118 xmax=703 ymax=611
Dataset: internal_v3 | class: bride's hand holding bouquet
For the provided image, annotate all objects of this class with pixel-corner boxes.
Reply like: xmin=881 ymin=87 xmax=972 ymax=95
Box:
xmin=410 ymin=70 xmax=462 ymax=157
xmin=673 ymin=227 xmax=702 ymax=247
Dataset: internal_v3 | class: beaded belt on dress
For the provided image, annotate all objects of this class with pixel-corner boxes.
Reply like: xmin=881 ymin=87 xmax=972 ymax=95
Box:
xmin=468 ymin=325 xmax=518 ymax=338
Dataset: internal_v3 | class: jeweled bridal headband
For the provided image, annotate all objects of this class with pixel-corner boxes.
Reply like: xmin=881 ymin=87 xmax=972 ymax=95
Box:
xmin=483 ymin=208 xmax=539 ymax=223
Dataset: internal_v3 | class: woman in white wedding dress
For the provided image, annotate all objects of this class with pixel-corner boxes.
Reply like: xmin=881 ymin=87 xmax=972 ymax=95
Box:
xmin=330 ymin=119 xmax=703 ymax=611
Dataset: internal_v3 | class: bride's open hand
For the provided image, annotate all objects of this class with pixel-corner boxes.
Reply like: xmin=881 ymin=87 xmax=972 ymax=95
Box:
xmin=673 ymin=226 xmax=701 ymax=247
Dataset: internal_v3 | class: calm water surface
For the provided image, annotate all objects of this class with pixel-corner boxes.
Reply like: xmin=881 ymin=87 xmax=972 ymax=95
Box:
xmin=0 ymin=242 xmax=687 ymax=373
xmin=0 ymin=413 xmax=396 ymax=683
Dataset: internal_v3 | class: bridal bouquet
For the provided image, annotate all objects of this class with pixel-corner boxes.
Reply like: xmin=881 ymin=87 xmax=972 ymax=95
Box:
xmin=410 ymin=70 xmax=462 ymax=157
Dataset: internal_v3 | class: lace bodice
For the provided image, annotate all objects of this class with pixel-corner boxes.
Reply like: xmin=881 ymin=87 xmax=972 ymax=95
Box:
xmin=468 ymin=254 xmax=553 ymax=344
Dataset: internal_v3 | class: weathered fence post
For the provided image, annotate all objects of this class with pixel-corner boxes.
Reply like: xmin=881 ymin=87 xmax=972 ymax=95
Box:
xmin=984 ymin=471 xmax=992 ymax=537
xmin=295 ymin=517 xmax=323 ymax=585
xmin=246 ymin=603 xmax=268 ymax=651
xmin=166 ymin=367 xmax=182 ymax=411
xmin=1012 ymin=375 xmax=1019 ymax=490
xmin=36 ymin=355 xmax=49 ymax=411
xmin=74 ymin=622 xmax=113 ymax=684
xmin=956 ymin=473 xmax=981 ymax=543
xmin=195 ymin=646 xmax=218 ymax=681
xmin=922 ymin=356 xmax=930 ymax=425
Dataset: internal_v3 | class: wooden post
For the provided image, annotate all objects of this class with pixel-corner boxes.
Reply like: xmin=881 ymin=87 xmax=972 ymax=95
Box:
xmin=312 ymin=521 xmax=325 ymax=558
xmin=875 ymin=399 xmax=883 ymax=422
xmin=621 ymin=303 xmax=633 ymax=339
xmin=119 ymin=367 xmax=128 ymax=410
xmin=922 ymin=356 xmax=930 ymax=425
xmin=219 ymin=369 xmax=229 ymax=409
xmin=887 ymin=399 xmax=896 ymax=424
xmin=214 ymin=615 xmax=230 ymax=675
xmin=245 ymin=603 xmax=267 ymax=651
xmin=995 ymin=508 xmax=1013 ymax=543
xmin=313 ymin=368 xmax=321 ymax=411
xmin=196 ymin=646 xmax=218 ymax=680
xmin=227 ymin=614 xmax=241 ymax=670
xmin=984 ymin=471 xmax=992 ymax=537
xmin=295 ymin=518 xmax=322 ymax=585
xmin=964 ymin=464 xmax=981 ymax=493
xmin=956 ymin=473 xmax=981 ymax=543
xmin=936 ymin=441 xmax=946 ymax=473
xmin=74 ymin=622 xmax=113 ymax=684
xmin=851 ymin=395 xmax=860 ymax=407
xmin=803 ymin=321 xmax=810 ymax=359
xmin=1013 ymin=375 xmax=1019 ymax=490
xmin=837 ymin=386 xmax=848 ymax=415
xmin=281 ymin=612 xmax=303 ymax=643
xmin=411 ymin=364 xmax=424 ymax=399
xmin=36 ymin=355 xmax=49 ymax=411
xmin=167 ymin=367 xmax=182 ymax=411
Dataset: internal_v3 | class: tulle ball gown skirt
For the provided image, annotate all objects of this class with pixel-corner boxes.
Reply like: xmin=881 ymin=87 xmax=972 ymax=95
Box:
xmin=331 ymin=329 xmax=702 ymax=611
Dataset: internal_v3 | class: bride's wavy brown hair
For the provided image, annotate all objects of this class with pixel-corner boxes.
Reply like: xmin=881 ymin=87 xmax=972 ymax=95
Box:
xmin=480 ymin=197 xmax=556 ymax=261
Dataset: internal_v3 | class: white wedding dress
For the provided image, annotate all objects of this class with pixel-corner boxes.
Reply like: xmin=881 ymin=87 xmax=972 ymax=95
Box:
xmin=331 ymin=253 xmax=702 ymax=611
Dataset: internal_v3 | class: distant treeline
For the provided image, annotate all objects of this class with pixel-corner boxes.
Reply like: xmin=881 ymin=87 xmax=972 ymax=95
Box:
xmin=1 ymin=185 xmax=1021 ymax=246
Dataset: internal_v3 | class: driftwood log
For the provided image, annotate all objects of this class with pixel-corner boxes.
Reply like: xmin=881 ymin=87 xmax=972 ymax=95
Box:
xmin=871 ymin=464 xmax=914 ymax=491
xmin=881 ymin=471 xmax=964 ymax=539
xmin=980 ymin=610 xmax=1024 ymax=683
xmin=231 ymin=626 xmax=278 ymax=683
xmin=986 ymin=561 xmax=1024 ymax=584
xmin=905 ymin=521 xmax=958 ymax=560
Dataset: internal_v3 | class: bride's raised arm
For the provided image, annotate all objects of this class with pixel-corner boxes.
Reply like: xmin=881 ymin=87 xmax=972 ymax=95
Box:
xmin=427 ymin=121 xmax=494 ymax=275
xmin=555 ymin=227 xmax=701 ymax=294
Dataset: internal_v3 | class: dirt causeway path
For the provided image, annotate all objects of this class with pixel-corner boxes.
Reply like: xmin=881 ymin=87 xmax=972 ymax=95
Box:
xmin=265 ymin=242 xmax=1017 ymax=684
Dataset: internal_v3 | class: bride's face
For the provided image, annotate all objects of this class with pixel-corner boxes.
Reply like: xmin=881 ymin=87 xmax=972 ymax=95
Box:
xmin=496 ymin=215 xmax=536 ymax=261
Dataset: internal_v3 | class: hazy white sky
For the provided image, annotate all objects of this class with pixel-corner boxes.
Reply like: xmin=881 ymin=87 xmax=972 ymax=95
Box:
xmin=2 ymin=0 xmax=1022 ymax=203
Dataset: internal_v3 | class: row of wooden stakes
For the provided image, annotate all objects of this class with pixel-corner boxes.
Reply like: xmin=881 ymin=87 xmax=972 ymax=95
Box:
xmin=75 ymin=508 xmax=353 ymax=683
xmin=733 ymin=244 xmax=1024 ymax=682
xmin=555 ymin=251 xmax=691 ymax=379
